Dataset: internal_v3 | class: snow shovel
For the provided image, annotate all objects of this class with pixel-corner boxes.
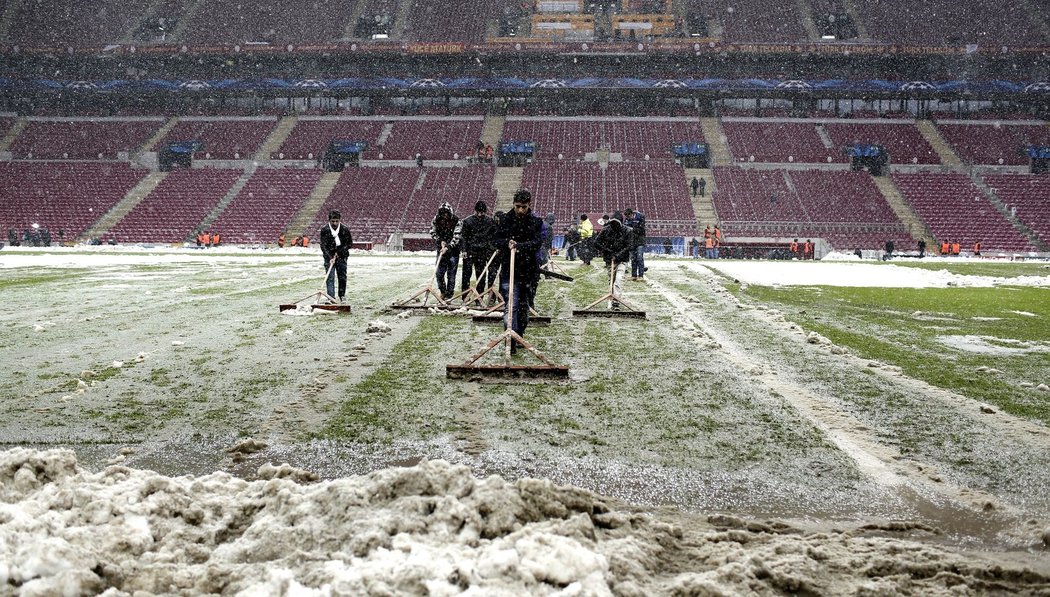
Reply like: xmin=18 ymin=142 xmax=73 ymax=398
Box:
xmin=572 ymin=260 xmax=646 ymax=319
xmin=279 ymin=259 xmax=352 ymax=313
xmin=448 ymin=247 xmax=568 ymax=380
xmin=390 ymin=247 xmax=455 ymax=311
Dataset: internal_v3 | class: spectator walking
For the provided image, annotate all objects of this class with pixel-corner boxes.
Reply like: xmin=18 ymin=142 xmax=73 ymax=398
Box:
xmin=690 ymin=176 xmax=699 ymax=197
xmin=698 ymin=177 xmax=706 ymax=197
xmin=319 ymin=210 xmax=353 ymax=303
xmin=430 ymin=202 xmax=460 ymax=300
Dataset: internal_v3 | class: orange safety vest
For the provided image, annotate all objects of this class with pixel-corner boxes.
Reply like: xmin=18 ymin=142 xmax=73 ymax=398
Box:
xmin=196 ymin=233 xmax=204 ymax=245
xmin=212 ymin=233 xmax=220 ymax=246
xmin=789 ymin=242 xmax=798 ymax=253
xmin=705 ymin=237 xmax=714 ymax=248
xmin=202 ymin=233 xmax=211 ymax=246
xmin=973 ymin=242 xmax=981 ymax=253
xmin=952 ymin=242 xmax=961 ymax=255
xmin=301 ymin=235 xmax=310 ymax=247
xmin=940 ymin=241 xmax=949 ymax=254
xmin=278 ymin=234 xmax=285 ymax=248
xmin=804 ymin=242 xmax=813 ymax=254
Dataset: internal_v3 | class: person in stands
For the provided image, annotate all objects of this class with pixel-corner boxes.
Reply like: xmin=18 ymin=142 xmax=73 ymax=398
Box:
xmin=430 ymin=202 xmax=460 ymax=300
xmin=319 ymin=210 xmax=353 ymax=304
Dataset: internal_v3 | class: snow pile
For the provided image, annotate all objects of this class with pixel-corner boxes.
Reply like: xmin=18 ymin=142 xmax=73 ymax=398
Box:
xmin=2 ymin=449 xmax=1048 ymax=595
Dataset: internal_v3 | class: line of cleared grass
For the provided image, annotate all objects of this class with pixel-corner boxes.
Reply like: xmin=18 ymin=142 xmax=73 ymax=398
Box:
xmin=878 ymin=260 xmax=1050 ymax=279
xmin=738 ymin=284 xmax=1050 ymax=423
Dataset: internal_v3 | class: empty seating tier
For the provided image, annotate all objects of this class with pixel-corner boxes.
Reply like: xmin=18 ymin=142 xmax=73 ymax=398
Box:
xmin=377 ymin=120 xmax=485 ymax=161
xmin=273 ymin=120 xmax=386 ymax=160
xmin=503 ymin=119 xmax=705 ymax=162
xmin=937 ymin=123 xmax=1050 ymax=166
xmin=722 ymin=121 xmax=843 ymax=164
xmin=210 ymin=168 xmax=323 ymax=244
xmin=10 ymin=120 xmax=163 ymax=160
xmin=179 ymin=0 xmax=350 ymax=43
xmin=892 ymin=172 xmax=1033 ymax=252
xmin=108 ymin=169 xmax=242 ymax=243
xmin=982 ymin=174 xmax=1050 ymax=247
xmin=309 ymin=167 xmax=423 ymax=245
xmin=824 ymin=122 xmax=940 ymax=165
xmin=155 ymin=119 xmax=277 ymax=160
xmin=0 ymin=162 xmax=146 ymax=240
xmin=712 ymin=166 xmax=908 ymax=250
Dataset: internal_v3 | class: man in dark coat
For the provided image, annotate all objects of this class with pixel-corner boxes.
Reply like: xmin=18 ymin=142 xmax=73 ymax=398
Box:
xmin=430 ymin=202 xmax=460 ymax=300
xmin=624 ymin=207 xmax=646 ymax=280
xmin=494 ymin=189 xmax=544 ymax=352
xmin=319 ymin=210 xmax=353 ymax=303
xmin=592 ymin=211 xmax=633 ymax=308
xmin=453 ymin=200 xmax=497 ymax=301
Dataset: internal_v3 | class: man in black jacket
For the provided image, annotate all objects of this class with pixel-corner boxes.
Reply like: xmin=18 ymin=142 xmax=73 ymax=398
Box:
xmin=624 ymin=207 xmax=646 ymax=281
xmin=430 ymin=202 xmax=460 ymax=300
xmin=592 ymin=211 xmax=633 ymax=308
xmin=319 ymin=210 xmax=353 ymax=303
xmin=453 ymin=200 xmax=497 ymax=301
xmin=494 ymin=189 xmax=544 ymax=352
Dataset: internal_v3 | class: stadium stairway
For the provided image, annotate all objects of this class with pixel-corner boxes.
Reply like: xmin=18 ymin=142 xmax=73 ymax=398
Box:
xmin=285 ymin=171 xmax=342 ymax=238
xmin=79 ymin=171 xmax=168 ymax=242
xmin=493 ymin=167 xmax=524 ymax=213
xmin=191 ymin=166 xmax=256 ymax=242
xmin=0 ymin=117 xmax=27 ymax=152
xmin=685 ymin=168 xmax=719 ymax=228
xmin=139 ymin=117 xmax=179 ymax=153
xmin=391 ymin=0 xmax=413 ymax=39
xmin=840 ymin=0 xmax=871 ymax=40
xmin=171 ymin=0 xmax=204 ymax=39
xmin=256 ymin=116 xmax=298 ymax=162
xmin=916 ymin=120 xmax=964 ymax=168
xmin=871 ymin=175 xmax=935 ymax=249
xmin=970 ymin=172 xmax=1050 ymax=252
xmin=0 ymin=0 xmax=19 ymax=41
xmin=795 ymin=0 xmax=821 ymax=40
xmin=480 ymin=114 xmax=504 ymax=149
xmin=1021 ymin=0 xmax=1050 ymax=41
xmin=341 ymin=0 xmax=369 ymax=39
xmin=700 ymin=118 xmax=733 ymax=166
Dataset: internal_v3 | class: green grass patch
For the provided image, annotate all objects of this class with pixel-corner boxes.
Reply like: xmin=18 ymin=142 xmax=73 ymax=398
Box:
xmin=740 ymin=284 xmax=1050 ymax=423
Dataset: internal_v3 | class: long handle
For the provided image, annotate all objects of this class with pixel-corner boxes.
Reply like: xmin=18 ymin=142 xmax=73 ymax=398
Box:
xmin=321 ymin=258 xmax=336 ymax=296
xmin=505 ymin=247 xmax=516 ymax=361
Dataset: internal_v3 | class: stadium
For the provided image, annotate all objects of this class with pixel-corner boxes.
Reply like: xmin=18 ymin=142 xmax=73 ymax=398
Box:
xmin=1 ymin=0 xmax=1050 ymax=593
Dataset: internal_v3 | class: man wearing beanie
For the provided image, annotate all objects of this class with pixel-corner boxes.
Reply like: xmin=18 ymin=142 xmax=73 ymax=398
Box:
xmin=452 ymin=200 xmax=497 ymax=302
xmin=430 ymin=202 xmax=460 ymax=300
xmin=319 ymin=209 xmax=353 ymax=303
xmin=494 ymin=189 xmax=544 ymax=352
xmin=592 ymin=210 xmax=632 ymax=309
